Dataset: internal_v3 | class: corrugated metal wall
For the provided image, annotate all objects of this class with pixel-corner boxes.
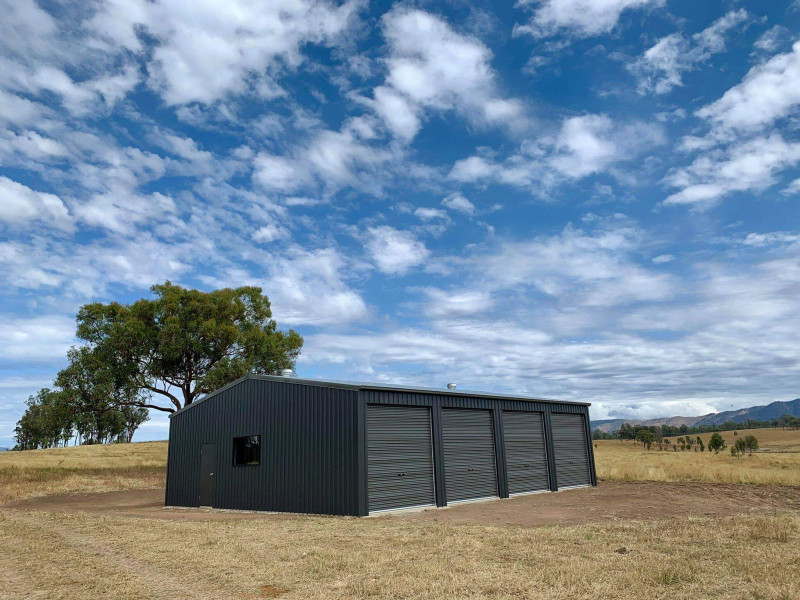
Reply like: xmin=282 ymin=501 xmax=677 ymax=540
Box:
xmin=166 ymin=378 xmax=360 ymax=516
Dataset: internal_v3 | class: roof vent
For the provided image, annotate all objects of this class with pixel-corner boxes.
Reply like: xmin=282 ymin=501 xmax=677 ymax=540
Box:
xmin=280 ymin=368 xmax=296 ymax=377
xmin=446 ymin=383 xmax=457 ymax=390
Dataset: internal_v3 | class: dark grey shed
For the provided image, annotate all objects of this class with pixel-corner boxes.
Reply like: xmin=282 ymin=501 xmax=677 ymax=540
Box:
xmin=165 ymin=374 xmax=596 ymax=516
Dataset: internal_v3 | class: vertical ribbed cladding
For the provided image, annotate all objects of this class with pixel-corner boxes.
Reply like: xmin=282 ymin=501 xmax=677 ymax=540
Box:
xmin=166 ymin=377 xmax=360 ymax=515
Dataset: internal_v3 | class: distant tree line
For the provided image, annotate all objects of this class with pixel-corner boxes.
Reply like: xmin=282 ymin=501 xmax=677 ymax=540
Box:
xmin=594 ymin=424 xmax=764 ymax=457
xmin=593 ymin=414 xmax=800 ymax=442
xmin=14 ymin=282 xmax=302 ymax=450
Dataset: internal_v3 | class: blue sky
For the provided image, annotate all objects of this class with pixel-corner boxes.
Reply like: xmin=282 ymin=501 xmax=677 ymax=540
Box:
xmin=1 ymin=0 xmax=799 ymax=447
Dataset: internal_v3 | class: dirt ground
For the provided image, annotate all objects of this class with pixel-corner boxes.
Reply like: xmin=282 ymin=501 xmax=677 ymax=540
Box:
xmin=7 ymin=481 xmax=800 ymax=526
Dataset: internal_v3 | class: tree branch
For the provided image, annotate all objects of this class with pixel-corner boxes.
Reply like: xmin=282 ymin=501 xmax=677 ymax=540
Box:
xmin=142 ymin=384 xmax=182 ymax=411
xmin=114 ymin=399 xmax=175 ymax=414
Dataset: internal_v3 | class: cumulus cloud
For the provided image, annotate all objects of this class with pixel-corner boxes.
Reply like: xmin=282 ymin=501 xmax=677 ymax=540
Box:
xmin=420 ymin=288 xmax=494 ymax=317
xmin=696 ymin=41 xmax=800 ymax=133
xmin=414 ymin=207 xmax=449 ymax=221
xmin=252 ymin=223 xmax=290 ymax=244
xmin=0 ymin=315 xmax=75 ymax=361
xmin=449 ymin=114 xmax=664 ymax=190
xmin=664 ymin=135 xmax=800 ymax=207
xmin=442 ymin=193 xmax=476 ymax=215
xmin=374 ymin=7 xmax=524 ymax=141
xmin=262 ymin=247 xmax=368 ymax=326
xmin=365 ymin=226 xmax=430 ymax=275
xmin=514 ymin=0 xmax=663 ymax=38
xmin=783 ymin=178 xmax=800 ymax=196
xmin=89 ymin=0 xmax=361 ymax=105
xmin=474 ymin=221 xmax=674 ymax=307
xmin=0 ymin=176 xmax=72 ymax=231
xmin=631 ymin=9 xmax=749 ymax=95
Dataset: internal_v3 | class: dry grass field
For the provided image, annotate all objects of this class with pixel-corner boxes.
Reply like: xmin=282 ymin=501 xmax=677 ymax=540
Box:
xmin=1 ymin=431 xmax=799 ymax=599
xmin=0 ymin=440 xmax=167 ymax=504
xmin=595 ymin=427 xmax=800 ymax=486
xmin=1 ymin=503 xmax=798 ymax=599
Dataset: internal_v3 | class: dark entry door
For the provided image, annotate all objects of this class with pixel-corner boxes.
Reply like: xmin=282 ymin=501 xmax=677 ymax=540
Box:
xmin=441 ymin=409 xmax=498 ymax=502
xmin=503 ymin=411 xmax=550 ymax=494
xmin=199 ymin=443 xmax=216 ymax=507
xmin=551 ymin=413 xmax=592 ymax=488
xmin=366 ymin=405 xmax=436 ymax=513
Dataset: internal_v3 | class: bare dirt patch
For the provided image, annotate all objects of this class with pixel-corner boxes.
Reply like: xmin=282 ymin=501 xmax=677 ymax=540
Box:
xmin=397 ymin=481 xmax=800 ymax=527
xmin=6 ymin=481 xmax=800 ymax=526
xmin=3 ymin=488 xmax=295 ymax=522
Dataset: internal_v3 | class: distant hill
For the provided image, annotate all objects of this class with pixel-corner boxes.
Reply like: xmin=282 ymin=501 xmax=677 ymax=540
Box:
xmin=591 ymin=398 xmax=800 ymax=433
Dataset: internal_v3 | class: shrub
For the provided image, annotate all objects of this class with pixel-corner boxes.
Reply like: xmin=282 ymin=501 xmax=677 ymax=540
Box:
xmin=708 ymin=433 xmax=726 ymax=454
xmin=744 ymin=435 xmax=759 ymax=456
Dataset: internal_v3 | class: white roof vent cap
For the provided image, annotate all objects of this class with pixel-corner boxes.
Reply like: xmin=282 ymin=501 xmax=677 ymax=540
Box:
xmin=446 ymin=383 xmax=457 ymax=390
xmin=281 ymin=368 xmax=296 ymax=377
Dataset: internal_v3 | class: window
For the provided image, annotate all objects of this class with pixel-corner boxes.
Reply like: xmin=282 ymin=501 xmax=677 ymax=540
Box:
xmin=233 ymin=435 xmax=261 ymax=466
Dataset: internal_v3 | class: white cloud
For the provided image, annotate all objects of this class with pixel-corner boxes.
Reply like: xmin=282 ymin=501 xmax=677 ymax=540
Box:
xmin=441 ymin=193 xmax=476 ymax=215
xmin=89 ymin=0 xmax=361 ymax=106
xmin=421 ymin=288 xmax=494 ymax=317
xmin=740 ymin=232 xmax=800 ymax=247
xmin=252 ymin=121 xmax=396 ymax=196
xmin=253 ymin=153 xmax=310 ymax=193
xmin=753 ymin=25 xmax=791 ymax=55
xmin=631 ymin=9 xmax=748 ymax=95
xmin=0 ymin=130 xmax=70 ymax=162
xmin=0 ymin=315 xmax=75 ymax=361
xmin=449 ymin=114 xmax=663 ymax=190
xmin=449 ymin=156 xmax=496 ymax=182
xmin=263 ymin=247 xmax=368 ymax=326
xmin=0 ymin=176 xmax=72 ymax=231
xmin=696 ymin=41 xmax=800 ymax=133
xmin=414 ymin=207 xmax=449 ymax=221
xmin=72 ymin=191 xmax=177 ymax=235
xmin=0 ymin=89 xmax=45 ymax=126
xmin=475 ymin=221 xmax=674 ymax=307
xmin=783 ymin=178 xmax=800 ymax=196
xmin=514 ymin=0 xmax=663 ymax=38
xmin=365 ymin=226 xmax=430 ymax=275
xmin=375 ymin=7 xmax=524 ymax=141
xmin=372 ymin=86 xmax=421 ymax=141
xmin=652 ymin=254 xmax=675 ymax=264
xmin=664 ymin=135 xmax=800 ymax=208
xmin=253 ymin=224 xmax=290 ymax=244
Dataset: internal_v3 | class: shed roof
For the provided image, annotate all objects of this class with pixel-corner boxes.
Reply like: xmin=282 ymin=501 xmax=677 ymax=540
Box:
xmin=170 ymin=373 xmax=590 ymax=418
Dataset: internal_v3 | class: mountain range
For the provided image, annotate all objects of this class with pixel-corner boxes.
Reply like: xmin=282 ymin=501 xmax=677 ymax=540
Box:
xmin=591 ymin=398 xmax=800 ymax=433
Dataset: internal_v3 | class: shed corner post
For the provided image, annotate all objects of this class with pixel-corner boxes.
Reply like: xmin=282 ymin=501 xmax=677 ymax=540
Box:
xmin=584 ymin=408 xmax=598 ymax=487
xmin=543 ymin=408 xmax=559 ymax=492
xmin=356 ymin=392 xmax=369 ymax=516
xmin=164 ymin=415 xmax=173 ymax=507
xmin=493 ymin=408 xmax=509 ymax=498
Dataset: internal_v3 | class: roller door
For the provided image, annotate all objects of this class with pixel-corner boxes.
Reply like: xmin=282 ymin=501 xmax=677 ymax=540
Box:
xmin=442 ymin=409 xmax=498 ymax=502
xmin=551 ymin=413 xmax=592 ymax=488
xmin=366 ymin=405 xmax=436 ymax=512
xmin=503 ymin=411 xmax=550 ymax=494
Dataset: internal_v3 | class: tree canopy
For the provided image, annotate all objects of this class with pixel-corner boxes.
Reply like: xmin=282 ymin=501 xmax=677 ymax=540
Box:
xmin=75 ymin=282 xmax=303 ymax=413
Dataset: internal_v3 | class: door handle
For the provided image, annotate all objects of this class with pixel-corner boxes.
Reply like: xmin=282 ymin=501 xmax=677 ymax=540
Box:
xmin=210 ymin=472 xmax=214 ymax=476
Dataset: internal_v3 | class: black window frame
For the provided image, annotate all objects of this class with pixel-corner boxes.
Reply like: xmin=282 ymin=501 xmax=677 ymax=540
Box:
xmin=232 ymin=435 xmax=261 ymax=467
